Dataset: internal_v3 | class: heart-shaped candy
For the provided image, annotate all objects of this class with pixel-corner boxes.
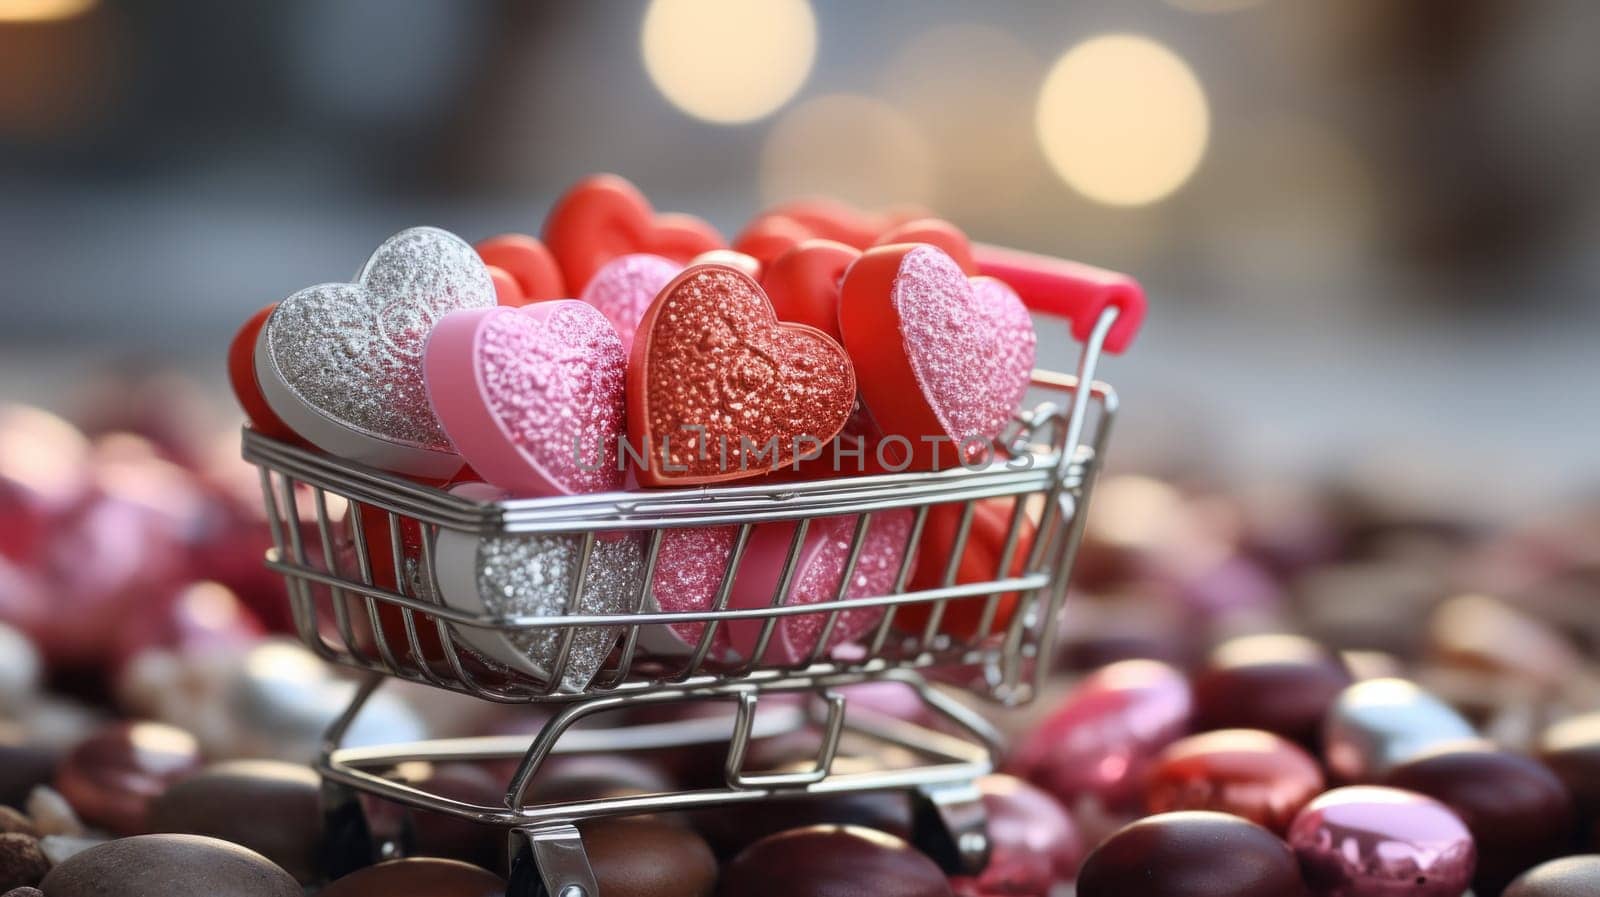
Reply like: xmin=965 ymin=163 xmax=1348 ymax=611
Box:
xmin=761 ymin=239 xmax=861 ymax=342
xmin=255 ymin=227 xmax=495 ymax=477
xmin=476 ymin=233 xmax=565 ymax=305
xmin=873 ymin=218 xmax=977 ymax=275
xmin=627 ymin=264 xmax=857 ymax=487
xmin=640 ymin=525 xmax=739 ymax=660
xmin=578 ymin=253 xmax=682 ymax=353
xmin=839 ymin=244 xmax=1036 ymax=470
xmin=544 ymin=174 xmax=725 ymax=294
xmin=726 ymin=511 xmax=914 ymax=665
xmin=228 ymin=303 xmax=297 ymax=442
xmin=433 ymin=484 xmax=646 ymax=692
xmin=425 ymin=300 xmax=626 ymax=496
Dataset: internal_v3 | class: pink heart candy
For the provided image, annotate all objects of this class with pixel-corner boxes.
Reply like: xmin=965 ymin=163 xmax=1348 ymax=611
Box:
xmin=578 ymin=253 xmax=682 ymax=353
xmin=898 ymin=248 xmax=1037 ymax=457
xmin=644 ymin=511 xmax=916 ymax=665
xmin=424 ymin=300 xmax=626 ymax=496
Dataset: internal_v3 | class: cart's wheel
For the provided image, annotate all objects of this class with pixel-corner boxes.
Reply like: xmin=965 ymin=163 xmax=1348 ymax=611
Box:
xmin=911 ymin=782 xmax=990 ymax=875
xmin=319 ymin=781 xmax=378 ymax=881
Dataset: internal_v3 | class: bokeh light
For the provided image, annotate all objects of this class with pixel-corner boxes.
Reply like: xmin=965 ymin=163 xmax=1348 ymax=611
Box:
xmin=641 ymin=0 xmax=816 ymax=125
xmin=1035 ymin=34 xmax=1210 ymax=207
xmin=879 ymin=24 xmax=1046 ymax=227
xmin=0 ymin=0 xmax=94 ymax=23
xmin=760 ymin=93 xmax=935 ymax=208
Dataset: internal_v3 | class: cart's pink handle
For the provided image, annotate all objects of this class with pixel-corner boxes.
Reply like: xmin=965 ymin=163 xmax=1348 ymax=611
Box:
xmin=974 ymin=243 xmax=1145 ymax=354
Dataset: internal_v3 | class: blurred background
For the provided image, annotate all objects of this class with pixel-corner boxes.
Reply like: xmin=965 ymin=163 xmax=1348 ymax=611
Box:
xmin=2 ymin=0 xmax=1598 ymax=515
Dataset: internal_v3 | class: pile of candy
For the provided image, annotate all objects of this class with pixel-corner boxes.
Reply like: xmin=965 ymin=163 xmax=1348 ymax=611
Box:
xmin=228 ymin=172 xmax=1140 ymax=693
xmin=1 ymin=368 xmax=1598 ymax=895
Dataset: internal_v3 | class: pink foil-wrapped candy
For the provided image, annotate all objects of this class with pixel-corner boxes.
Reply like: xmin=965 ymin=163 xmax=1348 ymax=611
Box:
xmin=1008 ymin=659 xmax=1192 ymax=815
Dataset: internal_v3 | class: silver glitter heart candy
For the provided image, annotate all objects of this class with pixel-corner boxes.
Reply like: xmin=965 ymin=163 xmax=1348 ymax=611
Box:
xmin=256 ymin=226 xmax=495 ymax=477
xmin=436 ymin=527 xmax=648 ymax=693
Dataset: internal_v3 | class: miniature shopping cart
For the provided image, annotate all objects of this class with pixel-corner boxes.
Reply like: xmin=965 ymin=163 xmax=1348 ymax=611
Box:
xmin=241 ymin=248 xmax=1143 ymax=897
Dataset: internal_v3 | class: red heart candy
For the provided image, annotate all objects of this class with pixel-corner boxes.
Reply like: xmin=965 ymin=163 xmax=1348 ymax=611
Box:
xmin=731 ymin=213 xmax=815 ymax=266
xmin=227 ymin=303 xmax=298 ymax=442
xmin=874 ymin=217 xmax=977 ymax=275
xmin=628 ymin=264 xmax=856 ymax=487
xmin=476 ymin=233 xmax=566 ymax=305
xmin=544 ymin=174 xmax=725 ymax=295
xmin=760 ymin=239 xmax=861 ymax=342
xmin=839 ymin=244 xmax=1036 ymax=471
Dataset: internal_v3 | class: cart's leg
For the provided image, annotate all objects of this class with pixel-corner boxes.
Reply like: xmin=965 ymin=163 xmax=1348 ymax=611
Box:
xmin=319 ymin=779 xmax=378 ymax=881
xmin=507 ymin=823 xmax=600 ymax=897
xmin=911 ymin=780 xmax=990 ymax=875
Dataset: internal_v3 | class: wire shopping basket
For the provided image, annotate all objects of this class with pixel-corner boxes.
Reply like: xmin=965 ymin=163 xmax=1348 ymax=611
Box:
xmin=241 ymin=250 xmax=1141 ymax=897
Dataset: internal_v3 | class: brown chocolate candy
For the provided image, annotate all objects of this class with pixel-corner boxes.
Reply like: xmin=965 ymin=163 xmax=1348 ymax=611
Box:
xmin=1505 ymin=855 xmax=1600 ymax=897
xmin=581 ymin=817 xmax=716 ymax=897
xmin=1193 ymin=634 xmax=1352 ymax=748
xmin=147 ymin=760 xmax=323 ymax=884
xmin=318 ymin=858 xmax=505 ymax=897
xmin=53 ymin=721 xmax=201 ymax=835
xmin=691 ymin=785 xmax=913 ymax=858
xmin=40 ymin=833 xmax=301 ymax=897
xmin=718 ymin=825 xmax=949 ymax=897
xmin=0 ymin=834 xmax=47 ymax=892
xmin=1385 ymin=748 xmax=1576 ymax=895
xmin=0 ymin=727 xmax=59 ymax=810
xmin=0 ymin=810 xmax=36 ymax=839
xmin=1077 ymin=811 xmax=1309 ymax=897
xmin=1540 ymin=712 xmax=1600 ymax=842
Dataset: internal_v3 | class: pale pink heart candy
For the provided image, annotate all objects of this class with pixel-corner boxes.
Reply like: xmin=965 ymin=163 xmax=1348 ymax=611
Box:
xmin=578 ymin=253 xmax=682 ymax=352
xmin=725 ymin=510 xmax=916 ymax=666
xmin=893 ymin=246 xmax=1037 ymax=460
xmin=646 ymin=525 xmax=739 ymax=658
xmin=424 ymin=300 xmax=626 ymax=496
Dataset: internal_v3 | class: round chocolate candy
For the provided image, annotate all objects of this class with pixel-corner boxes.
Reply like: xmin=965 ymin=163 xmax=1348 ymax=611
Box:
xmin=1008 ymin=659 xmax=1192 ymax=813
xmin=1287 ymin=786 xmax=1475 ymax=897
xmin=949 ymin=775 xmax=1082 ymax=897
xmin=1384 ymin=748 xmax=1575 ymax=895
xmin=0 ymin=833 xmax=48 ymax=891
xmin=1539 ymin=712 xmax=1600 ymax=840
xmin=319 ymin=858 xmax=504 ymax=897
xmin=0 ymin=809 xmax=36 ymax=839
xmin=1505 ymin=855 xmax=1600 ymax=897
xmin=53 ymin=721 xmax=202 ymax=835
xmin=718 ymin=825 xmax=950 ymax=897
xmin=1193 ymin=634 xmax=1352 ymax=748
xmin=581 ymin=817 xmax=717 ymax=897
xmin=1076 ymin=811 xmax=1307 ymax=897
xmin=40 ymin=833 xmax=301 ymax=897
xmin=1144 ymin=729 xmax=1324 ymax=835
xmin=147 ymin=760 xmax=322 ymax=884
xmin=1322 ymin=678 xmax=1479 ymax=782
xmin=0 ymin=726 xmax=59 ymax=809
xmin=691 ymin=757 xmax=913 ymax=858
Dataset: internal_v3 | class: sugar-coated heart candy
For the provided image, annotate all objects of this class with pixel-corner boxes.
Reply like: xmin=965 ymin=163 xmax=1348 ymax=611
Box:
xmin=475 ymin=233 xmax=565 ymax=305
xmin=578 ymin=253 xmax=682 ymax=353
xmin=628 ymin=264 xmax=856 ymax=487
xmin=640 ymin=525 xmax=739 ymax=660
xmin=544 ymin=173 xmax=724 ymax=294
xmin=839 ymin=244 xmax=1036 ymax=470
xmin=761 ymin=239 xmax=861 ymax=342
xmin=432 ymin=484 xmax=646 ymax=693
xmin=726 ymin=511 xmax=913 ymax=665
xmin=425 ymin=300 xmax=626 ymax=497
xmin=254 ymin=227 xmax=494 ymax=477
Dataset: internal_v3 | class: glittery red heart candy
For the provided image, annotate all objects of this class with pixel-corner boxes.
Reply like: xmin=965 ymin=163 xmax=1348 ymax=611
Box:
xmin=627 ymin=264 xmax=856 ymax=487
